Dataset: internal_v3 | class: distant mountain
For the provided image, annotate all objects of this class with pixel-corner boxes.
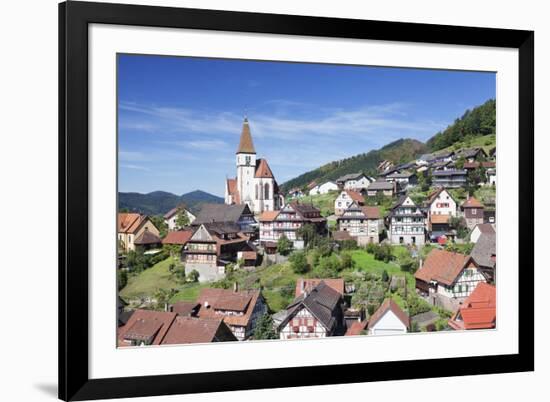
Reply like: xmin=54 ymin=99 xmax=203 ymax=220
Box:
xmin=426 ymin=99 xmax=496 ymax=152
xmin=118 ymin=190 xmax=224 ymax=216
xmin=280 ymin=138 xmax=427 ymax=193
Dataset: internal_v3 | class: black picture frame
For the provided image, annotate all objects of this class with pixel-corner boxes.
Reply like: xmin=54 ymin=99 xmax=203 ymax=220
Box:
xmin=59 ymin=1 xmax=534 ymax=400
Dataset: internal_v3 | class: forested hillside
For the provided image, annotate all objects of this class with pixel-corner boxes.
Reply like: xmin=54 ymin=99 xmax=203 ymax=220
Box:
xmin=119 ymin=190 xmax=223 ymax=215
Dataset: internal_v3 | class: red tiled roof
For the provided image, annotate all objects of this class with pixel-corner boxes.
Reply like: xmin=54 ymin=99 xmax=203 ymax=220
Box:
xmin=236 ymin=118 xmax=256 ymax=154
xmin=295 ymin=278 xmax=345 ymax=297
xmin=161 ymin=316 xmax=236 ymax=344
xmin=162 ymin=229 xmax=194 ymax=245
xmin=449 ymin=283 xmax=496 ymax=330
xmin=463 ymin=162 xmax=480 ymax=169
xmin=255 ymin=158 xmax=274 ymax=178
xmin=258 ymin=210 xmax=280 ymax=222
xmin=196 ymin=288 xmax=262 ymax=327
xmin=462 ymin=196 xmax=484 ymax=208
xmin=170 ymin=301 xmax=200 ymax=316
xmin=345 ymin=190 xmax=364 ymax=204
xmin=345 ymin=320 xmax=368 ymax=336
xmin=368 ymin=299 xmax=409 ymax=329
xmin=430 ymin=214 xmax=450 ymax=224
xmin=361 ymin=206 xmax=380 ymax=219
xmin=226 ymin=178 xmax=240 ymax=204
xmin=117 ymin=309 xmax=177 ymax=347
xmin=118 ymin=213 xmax=146 ymax=234
xmin=332 ymin=230 xmax=354 ymax=241
xmin=415 ymin=249 xmax=471 ymax=286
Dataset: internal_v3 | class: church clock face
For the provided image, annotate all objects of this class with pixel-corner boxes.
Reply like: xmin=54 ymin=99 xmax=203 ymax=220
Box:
xmin=245 ymin=156 xmax=251 ymax=166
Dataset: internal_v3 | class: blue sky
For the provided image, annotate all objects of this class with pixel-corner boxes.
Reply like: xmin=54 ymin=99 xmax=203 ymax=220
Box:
xmin=118 ymin=54 xmax=495 ymax=196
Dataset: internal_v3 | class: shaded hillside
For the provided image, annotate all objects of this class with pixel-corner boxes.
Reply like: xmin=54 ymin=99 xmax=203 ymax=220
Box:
xmin=118 ymin=190 xmax=223 ymax=216
xmin=280 ymin=138 xmax=426 ymax=192
xmin=426 ymin=99 xmax=496 ymax=151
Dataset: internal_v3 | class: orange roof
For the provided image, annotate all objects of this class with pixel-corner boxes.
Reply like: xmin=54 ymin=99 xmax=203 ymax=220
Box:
xmin=196 ymin=288 xmax=262 ymax=327
xmin=255 ymin=158 xmax=274 ymax=178
xmin=449 ymin=282 xmax=496 ymax=330
xmin=295 ymin=278 xmax=345 ymax=297
xmin=236 ymin=118 xmax=256 ymax=154
xmin=415 ymin=249 xmax=471 ymax=286
xmin=368 ymin=299 xmax=409 ymax=329
xmin=226 ymin=178 xmax=240 ymax=204
xmin=345 ymin=190 xmax=364 ymax=204
xmin=345 ymin=320 xmax=368 ymax=336
xmin=258 ymin=210 xmax=279 ymax=222
xmin=118 ymin=213 xmax=146 ymax=234
xmin=117 ymin=309 xmax=177 ymax=347
xmin=430 ymin=214 xmax=450 ymax=224
xmin=462 ymin=196 xmax=483 ymax=208
xmin=162 ymin=229 xmax=194 ymax=245
xmin=361 ymin=206 xmax=380 ymax=219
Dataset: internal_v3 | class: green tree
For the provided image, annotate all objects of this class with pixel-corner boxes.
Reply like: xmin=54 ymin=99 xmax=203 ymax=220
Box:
xmin=373 ymin=244 xmax=393 ymax=263
xmin=187 ymin=269 xmax=200 ymax=283
xmin=277 ymin=235 xmax=293 ymax=256
xmin=449 ymin=216 xmax=469 ymax=239
xmin=340 ymin=252 xmax=355 ymax=270
xmin=253 ymin=314 xmax=278 ymax=340
xmin=289 ymin=251 xmax=309 ymax=274
xmin=149 ymin=215 xmax=168 ymax=238
xmin=117 ymin=269 xmax=128 ymax=290
xmin=381 ymin=269 xmax=389 ymax=282
xmin=175 ymin=206 xmax=190 ymax=229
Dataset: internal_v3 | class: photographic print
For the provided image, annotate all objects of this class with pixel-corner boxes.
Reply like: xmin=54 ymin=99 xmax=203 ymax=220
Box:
xmin=116 ymin=54 xmax=497 ymax=347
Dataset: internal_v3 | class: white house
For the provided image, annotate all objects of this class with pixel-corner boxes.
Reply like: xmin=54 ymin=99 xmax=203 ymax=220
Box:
xmin=334 ymin=190 xmax=364 ymax=216
xmin=225 ymin=118 xmax=283 ymax=214
xmin=388 ymin=196 xmax=426 ymax=245
xmin=469 ymin=223 xmax=496 ymax=243
xmin=308 ymin=181 xmax=338 ymax=195
xmin=164 ymin=206 xmax=196 ymax=231
xmin=426 ymin=188 xmax=457 ymax=217
xmin=367 ymin=299 xmax=409 ymax=335
xmin=336 ymin=203 xmax=383 ymax=244
xmin=336 ymin=172 xmax=373 ymax=191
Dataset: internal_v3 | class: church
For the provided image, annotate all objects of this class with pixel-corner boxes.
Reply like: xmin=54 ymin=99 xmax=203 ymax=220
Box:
xmin=225 ymin=118 xmax=283 ymax=214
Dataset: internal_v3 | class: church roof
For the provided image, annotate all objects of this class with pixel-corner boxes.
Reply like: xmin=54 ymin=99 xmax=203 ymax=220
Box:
xmin=255 ymin=158 xmax=274 ymax=178
xmin=236 ymin=118 xmax=256 ymax=154
xmin=226 ymin=178 xmax=240 ymax=204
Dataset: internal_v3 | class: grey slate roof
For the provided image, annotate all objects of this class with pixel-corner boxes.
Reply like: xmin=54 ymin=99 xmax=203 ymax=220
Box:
xmin=336 ymin=172 xmax=365 ymax=182
xmin=432 ymin=169 xmax=467 ymax=176
xmin=368 ymin=181 xmax=394 ymax=191
xmin=470 ymin=233 xmax=496 ymax=268
xmin=281 ymin=282 xmax=342 ymax=331
xmin=193 ymin=203 xmax=252 ymax=225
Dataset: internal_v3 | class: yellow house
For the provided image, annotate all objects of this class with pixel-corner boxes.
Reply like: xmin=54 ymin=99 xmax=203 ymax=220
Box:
xmin=118 ymin=213 xmax=160 ymax=253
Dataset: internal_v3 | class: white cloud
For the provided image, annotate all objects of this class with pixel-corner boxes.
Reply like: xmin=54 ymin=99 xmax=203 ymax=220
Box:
xmin=120 ymin=164 xmax=150 ymax=171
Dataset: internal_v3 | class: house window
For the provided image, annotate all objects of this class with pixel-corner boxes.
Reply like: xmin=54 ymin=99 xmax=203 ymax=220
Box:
xmin=264 ymin=183 xmax=270 ymax=200
xmin=245 ymin=156 xmax=251 ymax=165
xmin=472 ymin=209 xmax=477 ymax=215
xmin=399 ymin=237 xmax=404 ymax=244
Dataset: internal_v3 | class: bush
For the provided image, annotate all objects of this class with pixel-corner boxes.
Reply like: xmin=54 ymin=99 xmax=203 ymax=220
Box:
xmin=340 ymin=252 xmax=355 ymax=270
xmin=277 ymin=235 xmax=293 ymax=256
xmin=381 ymin=270 xmax=389 ymax=283
xmin=314 ymin=255 xmax=342 ymax=278
xmin=187 ymin=269 xmax=200 ymax=283
xmin=253 ymin=314 xmax=278 ymax=340
xmin=373 ymin=244 xmax=393 ymax=263
xmin=117 ymin=269 xmax=128 ymax=290
xmin=289 ymin=251 xmax=309 ymax=274
xmin=406 ymin=294 xmax=432 ymax=316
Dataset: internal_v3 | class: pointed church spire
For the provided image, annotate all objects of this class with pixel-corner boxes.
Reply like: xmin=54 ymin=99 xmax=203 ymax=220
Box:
xmin=236 ymin=117 xmax=256 ymax=154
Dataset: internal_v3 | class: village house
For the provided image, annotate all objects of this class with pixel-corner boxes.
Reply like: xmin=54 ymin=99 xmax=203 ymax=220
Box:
xmin=225 ymin=118 xmax=284 ymax=214
xmin=425 ymin=188 xmax=457 ymax=243
xmin=118 ymin=213 xmax=160 ymax=253
xmin=193 ymin=203 xmax=256 ymax=236
xmin=415 ymin=249 xmax=488 ymax=311
xmin=163 ymin=205 xmax=196 ymax=231
xmin=384 ymin=171 xmax=418 ymax=189
xmin=366 ymin=180 xmax=396 ymax=197
xmin=337 ymin=203 xmax=383 ymax=244
xmin=432 ymin=169 xmax=468 ymax=188
xmin=448 ymin=282 xmax=496 ymax=330
xmin=295 ymin=278 xmax=345 ymax=298
xmin=456 ymin=147 xmax=488 ymax=163
xmin=367 ymin=298 xmax=409 ymax=335
xmin=169 ymin=301 xmax=201 ymax=317
xmin=182 ymin=223 xmax=254 ymax=282
xmin=308 ymin=181 xmax=339 ymax=195
xmin=388 ymin=196 xmax=426 ymax=245
xmin=336 ymin=172 xmax=373 ymax=191
xmin=278 ymin=281 xmax=345 ymax=340
xmin=470 ymin=232 xmax=496 ymax=282
xmin=486 ymin=167 xmax=496 ymax=186
xmin=258 ymin=202 xmax=327 ymax=251
xmin=377 ymin=159 xmax=394 ymax=173
xmin=287 ymin=187 xmax=305 ymax=199
xmin=470 ymin=223 xmax=495 ymax=243
xmin=161 ymin=228 xmax=195 ymax=258
xmin=161 ymin=316 xmax=237 ymax=344
xmin=195 ymin=287 xmax=267 ymax=341
xmin=334 ymin=190 xmax=364 ymax=216
xmin=133 ymin=230 xmax=162 ymax=251
xmin=461 ymin=196 xmax=485 ymax=230
xmin=117 ymin=309 xmax=177 ymax=347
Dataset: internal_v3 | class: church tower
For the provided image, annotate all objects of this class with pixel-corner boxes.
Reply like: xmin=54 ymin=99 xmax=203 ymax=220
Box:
xmin=236 ymin=118 xmax=256 ymax=209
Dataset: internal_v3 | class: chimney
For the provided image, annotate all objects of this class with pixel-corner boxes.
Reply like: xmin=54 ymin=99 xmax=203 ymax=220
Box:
xmin=301 ymin=279 xmax=306 ymax=293
xmin=233 ymin=282 xmax=239 ymax=293
xmin=419 ymin=258 xmax=423 ymax=269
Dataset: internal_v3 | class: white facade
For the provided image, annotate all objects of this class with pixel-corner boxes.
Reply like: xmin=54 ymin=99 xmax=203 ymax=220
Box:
xmin=309 ymin=181 xmax=338 ymax=195
xmin=343 ymin=175 xmax=372 ymax=190
xmin=428 ymin=189 xmax=457 ymax=217
xmin=334 ymin=191 xmax=357 ymax=215
xmin=436 ymin=263 xmax=486 ymax=299
xmin=279 ymin=306 xmax=328 ymax=340
xmin=368 ymin=310 xmax=408 ymax=336
xmin=165 ymin=209 xmax=196 ymax=231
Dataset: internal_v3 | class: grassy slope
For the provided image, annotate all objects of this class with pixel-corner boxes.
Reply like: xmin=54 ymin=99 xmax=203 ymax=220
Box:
xmin=441 ymin=133 xmax=496 ymax=154
xmin=300 ymin=191 xmax=340 ymax=217
xmin=350 ymin=249 xmax=415 ymax=291
xmin=120 ymin=256 xmax=182 ymax=300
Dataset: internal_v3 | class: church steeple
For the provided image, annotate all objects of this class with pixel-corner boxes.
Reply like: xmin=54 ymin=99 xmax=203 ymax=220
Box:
xmin=236 ymin=117 xmax=256 ymax=154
